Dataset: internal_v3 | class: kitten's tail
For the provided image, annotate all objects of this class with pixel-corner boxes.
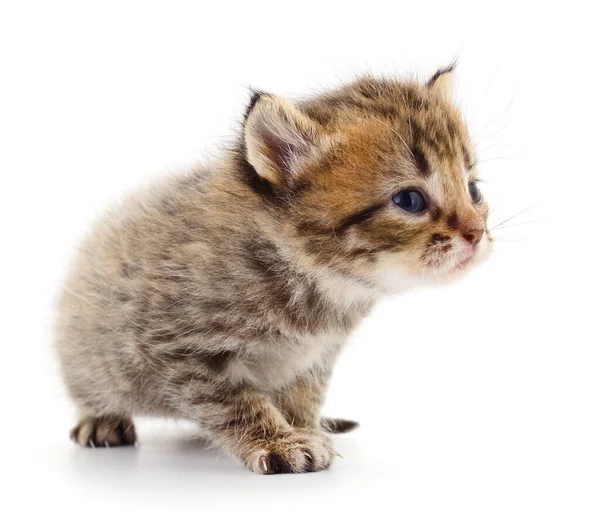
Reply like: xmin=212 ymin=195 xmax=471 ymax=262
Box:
xmin=320 ymin=417 xmax=359 ymax=434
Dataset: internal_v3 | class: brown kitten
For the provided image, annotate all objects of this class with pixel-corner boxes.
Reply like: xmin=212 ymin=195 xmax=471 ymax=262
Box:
xmin=56 ymin=66 xmax=492 ymax=474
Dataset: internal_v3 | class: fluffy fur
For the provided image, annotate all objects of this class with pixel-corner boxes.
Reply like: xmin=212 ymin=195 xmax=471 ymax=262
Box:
xmin=56 ymin=68 xmax=492 ymax=474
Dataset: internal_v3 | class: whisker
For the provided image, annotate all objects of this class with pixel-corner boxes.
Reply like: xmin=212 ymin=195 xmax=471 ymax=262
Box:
xmin=486 ymin=199 xmax=502 ymax=220
xmin=489 ymin=204 xmax=541 ymax=230
xmin=492 ymin=219 xmax=546 ymax=231
xmin=492 ymin=238 xmax=525 ymax=242
xmin=473 ymin=123 xmax=511 ymax=148
xmin=476 ymin=140 xmax=512 ymax=155
xmin=477 ymin=156 xmax=518 ymax=164
xmin=471 ymin=94 xmax=515 ymax=141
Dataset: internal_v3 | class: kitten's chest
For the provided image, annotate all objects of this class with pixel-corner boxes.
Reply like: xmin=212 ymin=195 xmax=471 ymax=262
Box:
xmin=230 ymin=330 xmax=347 ymax=390
xmin=213 ymin=270 xmax=373 ymax=390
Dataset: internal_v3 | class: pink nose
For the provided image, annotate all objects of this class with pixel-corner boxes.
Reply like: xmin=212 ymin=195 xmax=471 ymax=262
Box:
xmin=463 ymin=229 xmax=483 ymax=246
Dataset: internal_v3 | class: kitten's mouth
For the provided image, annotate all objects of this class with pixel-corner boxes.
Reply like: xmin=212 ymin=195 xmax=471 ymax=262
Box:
xmin=451 ymin=248 xmax=477 ymax=272
xmin=423 ymin=250 xmax=474 ymax=274
xmin=423 ymin=236 xmax=488 ymax=275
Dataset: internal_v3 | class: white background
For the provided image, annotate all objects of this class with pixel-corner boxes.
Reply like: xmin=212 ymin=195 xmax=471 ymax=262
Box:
xmin=1 ymin=1 xmax=598 ymax=523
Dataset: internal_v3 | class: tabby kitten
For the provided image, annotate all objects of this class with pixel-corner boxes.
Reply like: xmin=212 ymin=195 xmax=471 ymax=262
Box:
xmin=57 ymin=66 xmax=491 ymax=474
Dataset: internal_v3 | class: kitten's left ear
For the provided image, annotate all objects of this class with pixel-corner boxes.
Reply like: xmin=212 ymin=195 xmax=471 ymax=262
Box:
xmin=427 ymin=63 xmax=457 ymax=100
xmin=244 ymin=93 xmax=332 ymax=186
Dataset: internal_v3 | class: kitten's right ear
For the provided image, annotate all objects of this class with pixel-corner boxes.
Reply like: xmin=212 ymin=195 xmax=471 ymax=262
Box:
xmin=244 ymin=93 xmax=330 ymax=186
xmin=427 ymin=62 xmax=457 ymax=101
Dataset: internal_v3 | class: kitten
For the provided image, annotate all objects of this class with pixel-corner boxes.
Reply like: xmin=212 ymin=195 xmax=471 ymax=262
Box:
xmin=56 ymin=66 xmax=492 ymax=474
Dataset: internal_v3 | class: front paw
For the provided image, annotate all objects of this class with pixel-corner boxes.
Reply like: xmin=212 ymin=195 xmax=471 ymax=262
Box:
xmin=245 ymin=429 xmax=335 ymax=474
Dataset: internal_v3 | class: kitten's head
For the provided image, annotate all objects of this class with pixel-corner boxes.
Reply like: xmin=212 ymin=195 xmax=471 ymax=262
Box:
xmin=241 ymin=67 xmax=492 ymax=293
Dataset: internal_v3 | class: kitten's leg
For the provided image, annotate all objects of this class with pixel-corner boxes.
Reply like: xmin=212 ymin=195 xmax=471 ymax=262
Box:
xmin=274 ymin=372 xmax=327 ymax=429
xmin=70 ymin=415 xmax=137 ymax=447
xmin=275 ymin=372 xmax=359 ymax=434
xmin=189 ymin=387 xmax=335 ymax=474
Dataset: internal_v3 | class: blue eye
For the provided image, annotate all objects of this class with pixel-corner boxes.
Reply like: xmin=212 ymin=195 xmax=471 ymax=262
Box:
xmin=392 ymin=190 xmax=427 ymax=214
xmin=469 ymin=182 xmax=482 ymax=203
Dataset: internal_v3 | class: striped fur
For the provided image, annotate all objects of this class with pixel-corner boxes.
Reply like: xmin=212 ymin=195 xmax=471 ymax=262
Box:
xmin=57 ymin=68 xmax=492 ymax=474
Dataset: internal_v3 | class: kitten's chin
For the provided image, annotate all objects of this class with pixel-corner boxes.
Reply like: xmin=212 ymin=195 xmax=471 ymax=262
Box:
xmin=369 ymin=253 xmax=430 ymax=295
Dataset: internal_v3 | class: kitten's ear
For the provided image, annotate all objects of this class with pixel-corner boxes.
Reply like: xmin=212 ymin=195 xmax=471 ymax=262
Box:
xmin=244 ymin=93 xmax=329 ymax=186
xmin=427 ymin=63 xmax=457 ymax=100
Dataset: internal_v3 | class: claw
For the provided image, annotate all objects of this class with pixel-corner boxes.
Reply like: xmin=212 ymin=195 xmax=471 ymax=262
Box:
xmin=259 ymin=455 xmax=269 ymax=474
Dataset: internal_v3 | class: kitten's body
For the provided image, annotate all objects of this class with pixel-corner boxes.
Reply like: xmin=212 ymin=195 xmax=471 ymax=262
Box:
xmin=57 ymin=69 xmax=491 ymax=473
xmin=58 ymin=165 xmax=369 ymax=408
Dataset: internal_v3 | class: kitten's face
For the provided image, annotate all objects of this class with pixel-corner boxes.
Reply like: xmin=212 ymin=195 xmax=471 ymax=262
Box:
xmin=243 ymin=71 xmax=492 ymax=292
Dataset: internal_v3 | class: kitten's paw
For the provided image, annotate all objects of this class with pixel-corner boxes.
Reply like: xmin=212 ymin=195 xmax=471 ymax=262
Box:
xmin=246 ymin=429 xmax=335 ymax=474
xmin=70 ymin=416 xmax=137 ymax=447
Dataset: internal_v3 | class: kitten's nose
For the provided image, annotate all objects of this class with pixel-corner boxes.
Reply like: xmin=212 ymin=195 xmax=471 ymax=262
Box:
xmin=463 ymin=229 xmax=483 ymax=246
